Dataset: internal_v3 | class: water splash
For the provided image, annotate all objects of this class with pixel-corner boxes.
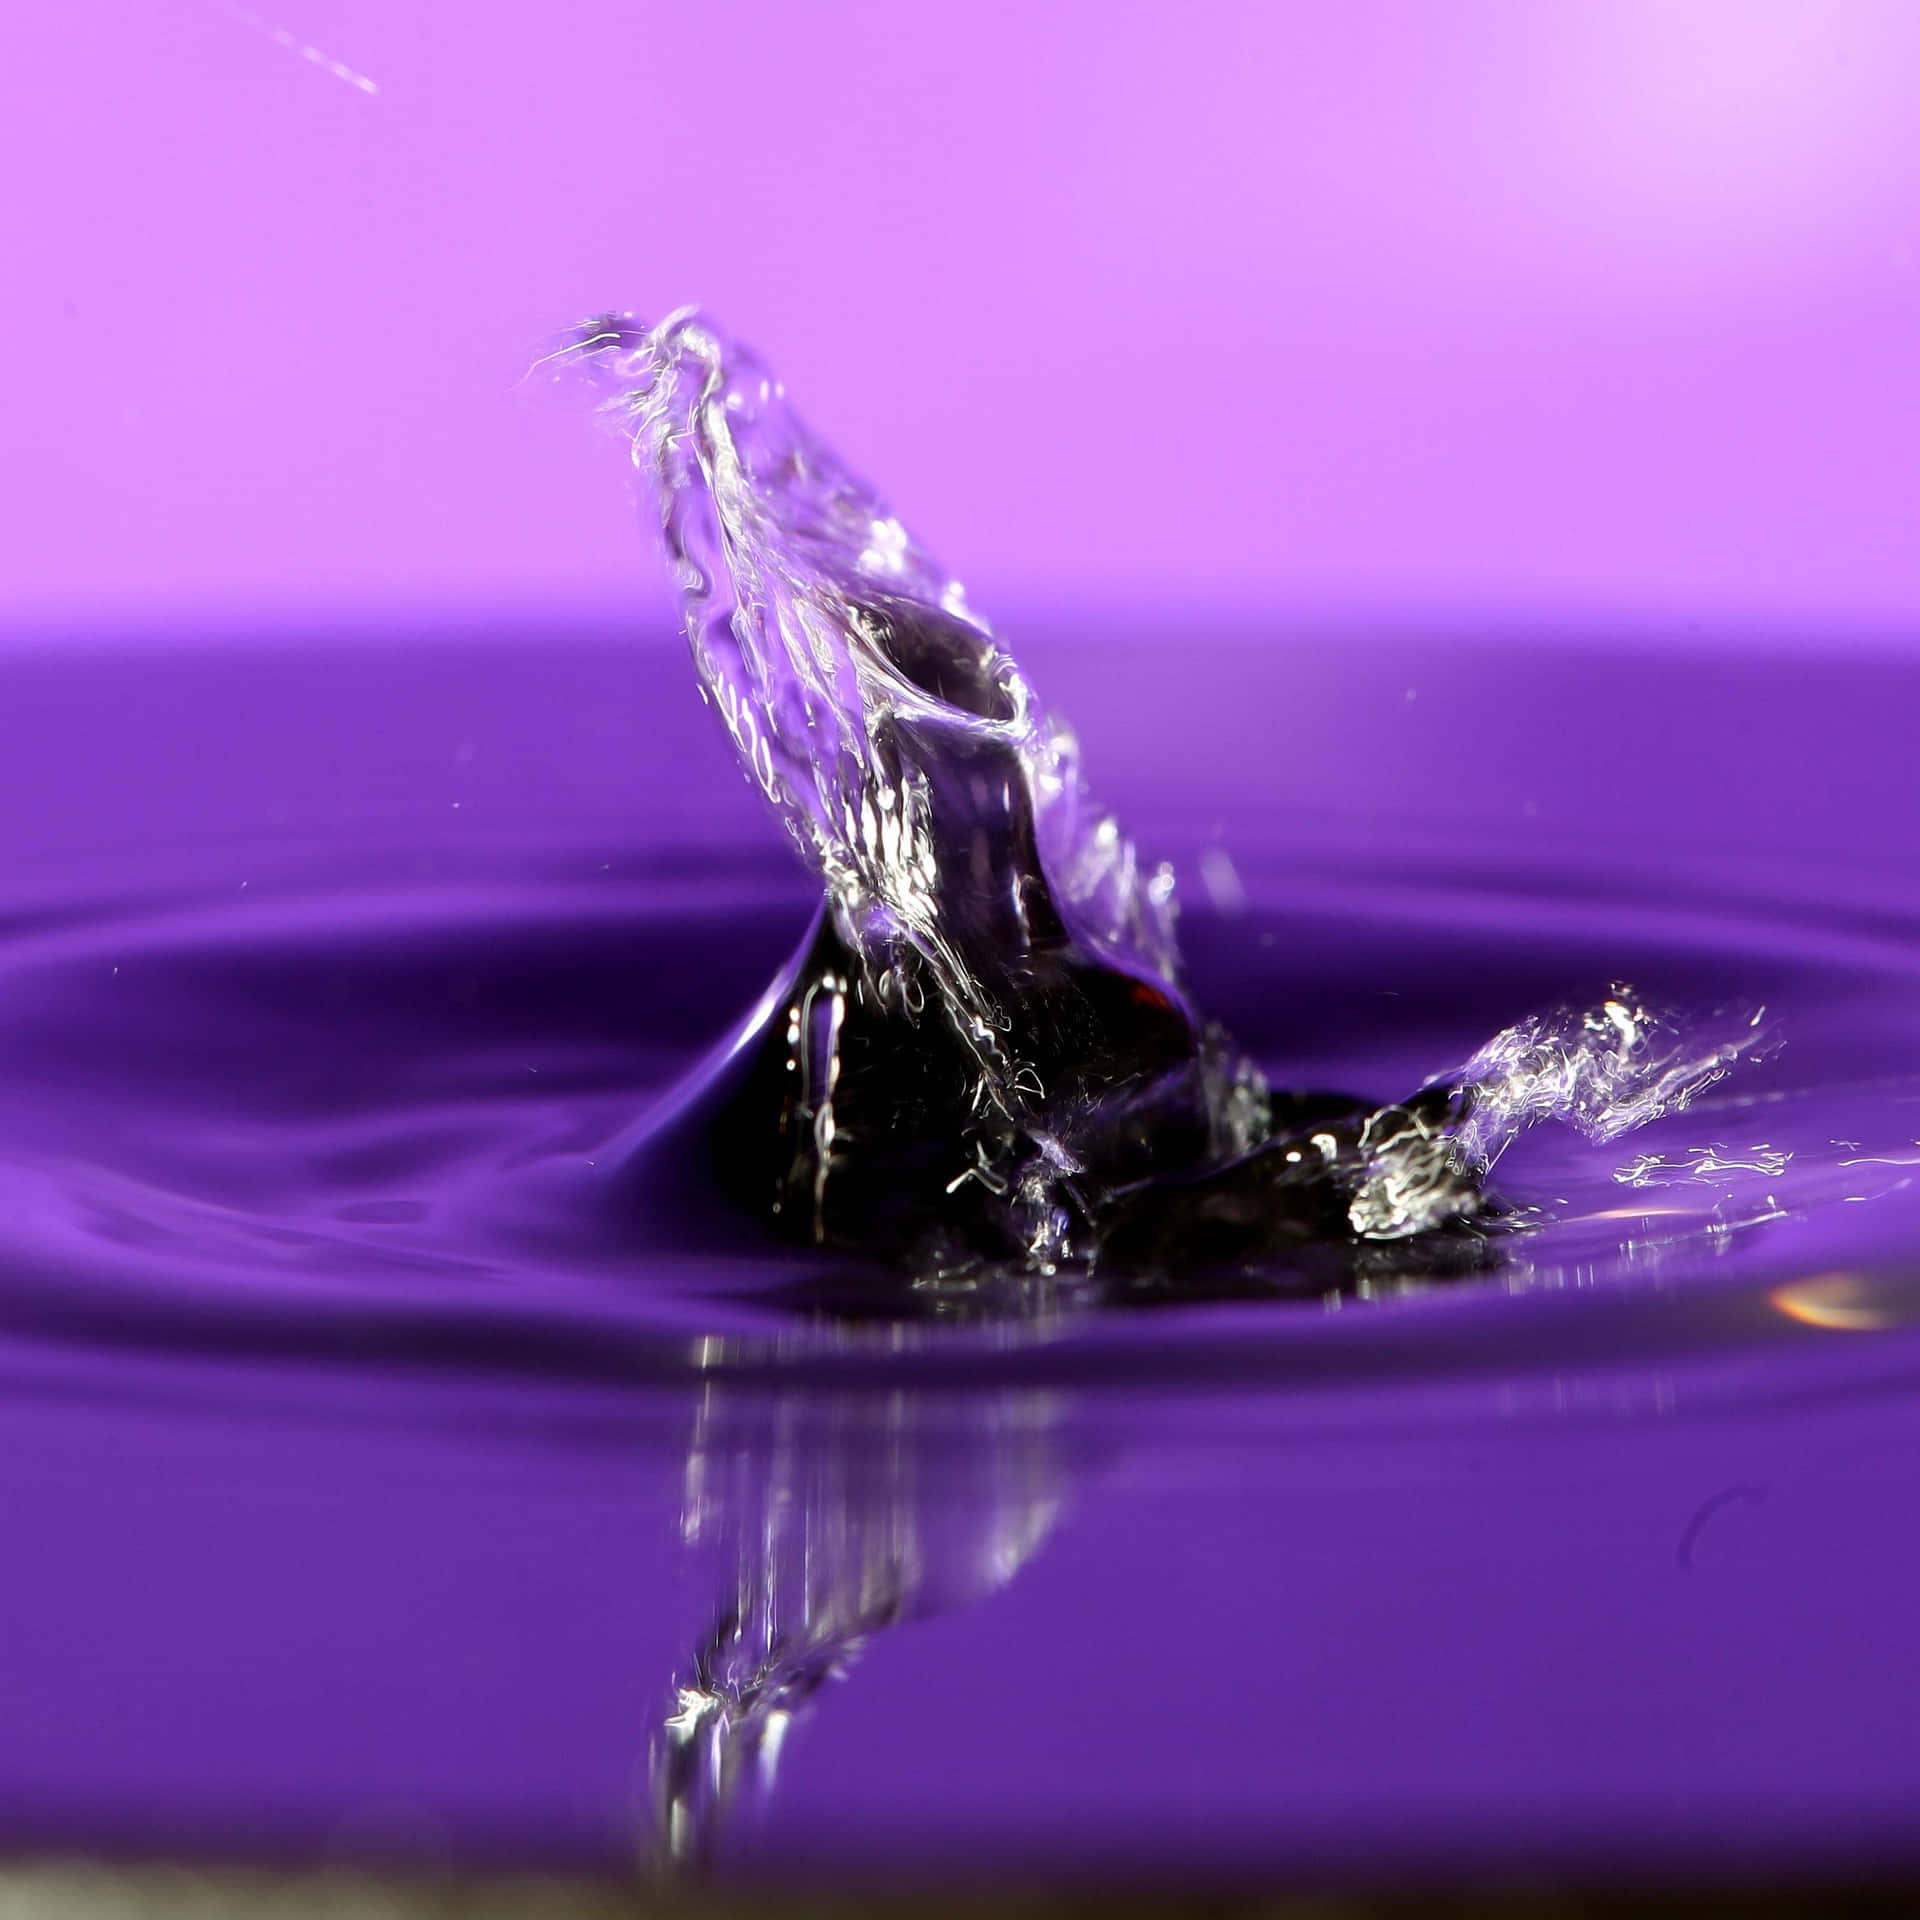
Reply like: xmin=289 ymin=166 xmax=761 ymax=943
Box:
xmin=1348 ymin=989 xmax=1774 ymax=1239
xmin=562 ymin=311 xmax=1180 ymax=991
xmin=557 ymin=311 xmax=1770 ymax=1276
xmin=563 ymin=309 xmax=1263 ymax=1268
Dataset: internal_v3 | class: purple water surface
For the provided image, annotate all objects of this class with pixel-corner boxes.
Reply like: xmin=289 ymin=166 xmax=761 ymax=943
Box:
xmin=4 ymin=627 xmax=1920 ymax=1881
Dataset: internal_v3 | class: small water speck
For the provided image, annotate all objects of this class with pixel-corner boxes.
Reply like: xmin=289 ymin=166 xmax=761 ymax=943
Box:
xmin=222 ymin=3 xmax=382 ymax=95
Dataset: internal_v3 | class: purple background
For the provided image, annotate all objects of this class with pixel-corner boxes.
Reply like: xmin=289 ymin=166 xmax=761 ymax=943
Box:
xmin=7 ymin=0 xmax=1920 ymax=640
xmin=11 ymin=3 xmax=1920 ymax=1887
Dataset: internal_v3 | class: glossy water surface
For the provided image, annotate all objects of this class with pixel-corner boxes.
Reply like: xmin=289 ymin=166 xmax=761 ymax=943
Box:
xmin=5 ymin=632 xmax=1920 ymax=1881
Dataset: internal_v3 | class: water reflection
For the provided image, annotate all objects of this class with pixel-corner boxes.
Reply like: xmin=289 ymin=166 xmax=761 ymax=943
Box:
xmin=654 ymin=1377 xmax=1067 ymax=1867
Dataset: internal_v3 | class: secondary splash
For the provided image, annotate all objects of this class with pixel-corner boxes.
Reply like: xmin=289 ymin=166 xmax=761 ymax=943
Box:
xmin=559 ymin=310 xmax=1765 ymax=1282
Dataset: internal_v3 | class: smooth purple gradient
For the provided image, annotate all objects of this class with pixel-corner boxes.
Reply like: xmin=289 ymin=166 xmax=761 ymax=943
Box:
xmin=7 ymin=1 xmax=1920 ymax=635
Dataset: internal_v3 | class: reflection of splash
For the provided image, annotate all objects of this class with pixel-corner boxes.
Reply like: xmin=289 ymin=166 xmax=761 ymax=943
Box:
xmin=655 ymin=1378 xmax=1064 ymax=1868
